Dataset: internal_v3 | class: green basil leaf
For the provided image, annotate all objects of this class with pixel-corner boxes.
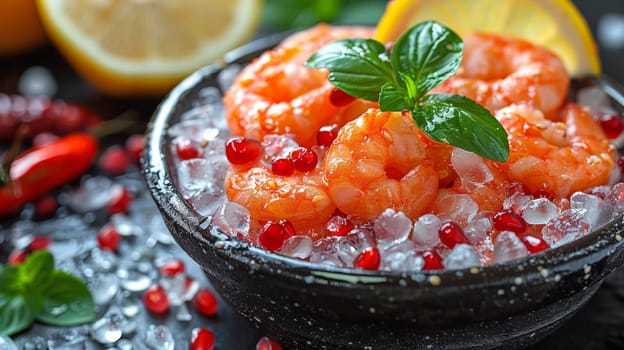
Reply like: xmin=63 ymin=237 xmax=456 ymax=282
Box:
xmin=379 ymin=83 xmax=412 ymax=111
xmin=391 ymin=21 xmax=463 ymax=97
xmin=0 ymin=294 xmax=36 ymax=336
xmin=20 ymin=250 xmax=54 ymax=286
xmin=305 ymin=38 xmax=396 ymax=101
xmin=37 ymin=270 xmax=95 ymax=326
xmin=0 ymin=266 xmax=22 ymax=295
xmin=412 ymin=94 xmax=509 ymax=162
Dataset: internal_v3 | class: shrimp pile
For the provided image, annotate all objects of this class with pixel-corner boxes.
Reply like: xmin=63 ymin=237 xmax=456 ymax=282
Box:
xmin=213 ymin=26 xmax=622 ymax=269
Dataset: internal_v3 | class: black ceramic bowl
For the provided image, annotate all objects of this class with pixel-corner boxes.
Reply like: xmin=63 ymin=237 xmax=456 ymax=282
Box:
xmin=142 ymin=34 xmax=624 ymax=349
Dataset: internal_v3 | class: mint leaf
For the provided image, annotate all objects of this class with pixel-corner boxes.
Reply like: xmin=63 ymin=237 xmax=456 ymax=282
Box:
xmin=305 ymin=38 xmax=395 ymax=101
xmin=391 ymin=21 xmax=463 ymax=98
xmin=21 ymin=250 xmax=54 ymax=286
xmin=38 ymin=270 xmax=95 ymax=326
xmin=379 ymin=83 xmax=411 ymax=111
xmin=412 ymin=94 xmax=510 ymax=162
xmin=0 ymin=294 xmax=36 ymax=336
xmin=0 ymin=266 xmax=22 ymax=295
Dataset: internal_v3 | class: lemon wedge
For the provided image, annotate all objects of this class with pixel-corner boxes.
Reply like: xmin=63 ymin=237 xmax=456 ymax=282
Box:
xmin=375 ymin=0 xmax=601 ymax=77
xmin=37 ymin=0 xmax=263 ymax=96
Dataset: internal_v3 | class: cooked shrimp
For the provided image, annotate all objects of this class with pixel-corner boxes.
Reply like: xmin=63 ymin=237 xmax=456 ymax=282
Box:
xmin=224 ymin=24 xmax=377 ymax=147
xmin=225 ymin=166 xmax=335 ymax=235
xmin=323 ymin=108 xmax=439 ymax=221
xmin=494 ymin=103 xmax=616 ymax=198
xmin=432 ymin=33 xmax=569 ymax=118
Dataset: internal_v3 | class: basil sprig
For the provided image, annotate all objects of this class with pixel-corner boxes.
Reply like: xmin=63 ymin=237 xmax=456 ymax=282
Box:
xmin=305 ymin=21 xmax=509 ymax=162
xmin=0 ymin=250 xmax=95 ymax=336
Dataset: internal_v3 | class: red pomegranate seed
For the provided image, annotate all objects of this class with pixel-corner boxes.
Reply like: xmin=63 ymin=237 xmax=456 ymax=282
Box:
xmin=8 ymin=249 xmax=28 ymax=265
xmin=29 ymin=236 xmax=52 ymax=251
xmin=325 ymin=215 xmax=354 ymax=236
xmin=159 ymin=259 xmax=185 ymax=277
xmin=289 ymin=147 xmax=317 ymax=172
xmin=193 ymin=289 xmax=219 ymax=316
xmin=225 ymin=137 xmax=263 ymax=165
xmin=329 ymin=87 xmax=355 ymax=107
xmin=600 ymin=114 xmax=624 ymax=139
xmin=521 ymin=235 xmax=549 ymax=254
xmin=492 ymin=210 xmax=527 ymax=233
xmin=256 ymin=337 xmax=282 ymax=350
xmin=143 ymin=284 xmax=169 ymax=313
xmin=271 ymin=157 xmax=294 ymax=176
xmin=175 ymin=138 xmax=201 ymax=160
xmin=99 ymin=145 xmax=131 ymax=176
xmin=438 ymin=222 xmax=469 ymax=248
xmin=353 ymin=246 xmax=381 ymax=270
xmin=97 ymin=223 xmax=121 ymax=252
xmin=316 ymin=124 xmax=339 ymax=147
xmin=190 ymin=328 xmax=215 ymax=350
xmin=125 ymin=134 xmax=145 ymax=163
xmin=421 ymin=250 xmax=443 ymax=270
xmin=258 ymin=220 xmax=296 ymax=251
xmin=34 ymin=195 xmax=58 ymax=219
xmin=618 ymin=157 xmax=624 ymax=175
xmin=107 ymin=186 xmax=132 ymax=215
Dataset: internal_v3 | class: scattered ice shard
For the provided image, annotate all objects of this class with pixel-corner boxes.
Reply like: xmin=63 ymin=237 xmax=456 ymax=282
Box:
xmin=210 ymin=201 xmax=251 ymax=238
xmin=542 ymin=209 xmax=591 ymax=247
xmin=0 ymin=335 xmax=18 ymax=350
xmin=522 ymin=198 xmax=558 ymax=225
xmin=279 ymin=236 xmax=313 ymax=259
xmin=451 ymin=148 xmax=494 ymax=191
xmin=67 ymin=176 xmax=113 ymax=212
xmin=463 ymin=217 xmax=492 ymax=244
xmin=570 ymin=192 xmax=614 ymax=230
xmin=90 ymin=314 xmax=123 ymax=345
xmin=88 ymin=273 xmax=119 ymax=305
xmin=412 ymin=214 xmax=442 ymax=249
xmin=374 ymin=208 xmax=412 ymax=249
xmin=144 ymin=324 xmax=175 ymax=350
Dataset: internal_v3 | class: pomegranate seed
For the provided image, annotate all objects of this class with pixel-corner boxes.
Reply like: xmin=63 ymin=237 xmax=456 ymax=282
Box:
xmin=107 ymin=185 xmax=132 ymax=215
xmin=28 ymin=236 xmax=51 ymax=251
xmin=125 ymin=134 xmax=145 ymax=163
xmin=258 ymin=220 xmax=296 ymax=251
xmin=175 ymin=138 xmax=201 ymax=160
xmin=325 ymin=215 xmax=354 ymax=236
xmin=34 ymin=195 xmax=58 ymax=219
xmin=99 ymin=145 xmax=131 ymax=176
xmin=143 ymin=284 xmax=169 ymax=313
xmin=353 ymin=246 xmax=381 ymax=270
xmin=97 ymin=223 xmax=121 ymax=251
xmin=271 ymin=157 xmax=294 ymax=176
xmin=225 ymin=137 xmax=263 ymax=165
xmin=329 ymin=87 xmax=355 ymax=107
xmin=193 ymin=289 xmax=219 ymax=316
xmin=159 ymin=259 xmax=185 ymax=277
xmin=190 ymin=328 xmax=215 ymax=350
xmin=521 ymin=235 xmax=549 ymax=254
xmin=600 ymin=113 xmax=624 ymax=139
xmin=618 ymin=157 xmax=624 ymax=175
xmin=256 ymin=337 xmax=283 ymax=350
xmin=289 ymin=147 xmax=317 ymax=172
xmin=438 ymin=222 xmax=469 ymax=248
xmin=421 ymin=250 xmax=443 ymax=270
xmin=492 ymin=210 xmax=527 ymax=233
xmin=8 ymin=250 xmax=28 ymax=265
xmin=316 ymin=124 xmax=339 ymax=147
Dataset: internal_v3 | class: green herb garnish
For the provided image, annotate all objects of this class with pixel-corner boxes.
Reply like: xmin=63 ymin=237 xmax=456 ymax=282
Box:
xmin=0 ymin=250 xmax=95 ymax=336
xmin=305 ymin=20 xmax=509 ymax=162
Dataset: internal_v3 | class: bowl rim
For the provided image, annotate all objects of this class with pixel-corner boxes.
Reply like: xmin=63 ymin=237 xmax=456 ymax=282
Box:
xmin=143 ymin=30 xmax=624 ymax=286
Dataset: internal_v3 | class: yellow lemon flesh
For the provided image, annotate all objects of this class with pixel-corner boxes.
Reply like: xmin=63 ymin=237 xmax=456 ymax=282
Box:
xmin=37 ymin=0 xmax=263 ymax=97
xmin=375 ymin=0 xmax=601 ymax=77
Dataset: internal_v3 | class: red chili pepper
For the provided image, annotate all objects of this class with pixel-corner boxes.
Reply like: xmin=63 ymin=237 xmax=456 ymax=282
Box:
xmin=0 ymin=93 xmax=100 ymax=141
xmin=0 ymin=132 xmax=98 ymax=215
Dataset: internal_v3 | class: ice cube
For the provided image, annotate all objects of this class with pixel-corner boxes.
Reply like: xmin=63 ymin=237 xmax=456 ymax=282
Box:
xmin=576 ymin=85 xmax=613 ymax=115
xmin=381 ymin=241 xmax=424 ymax=271
xmin=570 ymin=192 xmax=614 ymax=230
xmin=279 ymin=236 xmax=313 ymax=259
xmin=88 ymin=273 xmax=119 ymax=305
xmin=503 ymin=191 xmax=532 ymax=213
xmin=542 ymin=209 xmax=591 ymax=247
xmin=309 ymin=236 xmax=344 ymax=267
xmin=443 ymin=244 xmax=481 ymax=269
xmin=373 ymin=208 xmax=412 ymax=249
xmin=451 ymin=148 xmax=494 ymax=190
xmin=261 ymin=134 xmax=299 ymax=162
xmin=434 ymin=191 xmax=478 ymax=225
xmin=0 ymin=335 xmax=18 ymax=350
xmin=177 ymin=158 xmax=213 ymax=193
xmin=607 ymin=183 xmax=624 ymax=213
xmin=522 ymin=198 xmax=558 ymax=225
xmin=335 ymin=227 xmax=376 ymax=265
xmin=90 ymin=314 xmax=123 ymax=345
xmin=210 ymin=202 xmax=251 ymax=238
xmin=463 ymin=217 xmax=492 ymax=244
xmin=493 ymin=231 xmax=529 ymax=263
xmin=67 ymin=176 xmax=113 ymax=212
xmin=412 ymin=214 xmax=442 ymax=249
